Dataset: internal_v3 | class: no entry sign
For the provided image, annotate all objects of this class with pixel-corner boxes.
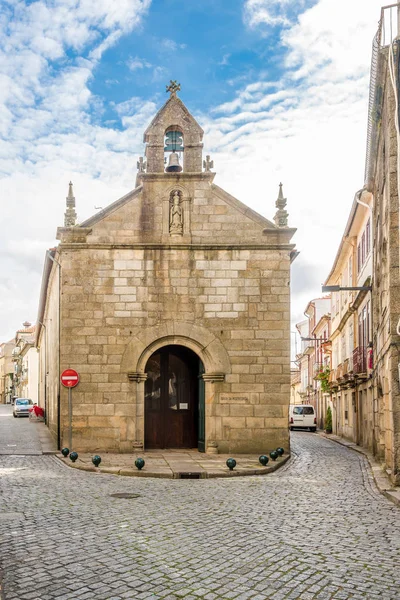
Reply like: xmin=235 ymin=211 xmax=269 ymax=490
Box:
xmin=61 ymin=369 xmax=79 ymax=388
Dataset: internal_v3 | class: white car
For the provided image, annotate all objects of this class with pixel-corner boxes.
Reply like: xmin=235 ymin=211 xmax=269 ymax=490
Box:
xmin=289 ymin=404 xmax=317 ymax=432
xmin=13 ymin=398 xmax=33 ymax=418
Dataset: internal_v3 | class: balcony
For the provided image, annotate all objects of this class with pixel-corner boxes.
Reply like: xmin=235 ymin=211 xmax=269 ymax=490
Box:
xmin=353 ymin=346 xmax=367 ymax=378
xmin=313 ymin=363 xmax=324 ymax=376
xmin=336 ymin=358 xmax=355 ymax=389
xmin=11 ymin=347 xmax=20 ymax=360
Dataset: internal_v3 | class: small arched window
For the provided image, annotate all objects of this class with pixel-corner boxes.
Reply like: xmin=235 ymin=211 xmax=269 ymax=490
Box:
xmin=164 ymin=126 xmax=184 ymax=172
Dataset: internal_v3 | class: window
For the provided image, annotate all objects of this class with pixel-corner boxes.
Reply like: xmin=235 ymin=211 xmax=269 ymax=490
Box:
xmin=348 ymin=256 xmax=353 ymax=286
xmin=341 ymin=272 xmax=346 ymax=305
xmin=341 ymin=333 xmax=346 ymax=361
xmin=349 ymin=322 xmax=354 ymax=354
xmin=357 ymin=222 xmax=371 ymax=274
xmin=361 ymin=232 xmax=366 ymax=265
xmin=358 ymin=305 xmax=369 ymax=349
xmin=293 ymin=406 xmax=314 ymax=415
xmin=366 ymin=219 xmax=371 ymax=255
xmin=366 ymin=301 xmax=371 ymax=343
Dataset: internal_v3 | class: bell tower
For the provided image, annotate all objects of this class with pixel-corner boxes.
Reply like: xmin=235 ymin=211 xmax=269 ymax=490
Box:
xmin=142 ymin=81 xmax=204 ymax=174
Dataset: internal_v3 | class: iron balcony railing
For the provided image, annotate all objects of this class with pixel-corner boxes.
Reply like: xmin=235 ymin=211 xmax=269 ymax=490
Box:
xmin=353 ymin=346 xmax=367 ymax=375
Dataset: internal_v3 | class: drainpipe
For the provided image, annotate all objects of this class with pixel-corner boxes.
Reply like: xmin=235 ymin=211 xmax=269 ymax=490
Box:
xmin=38 ymin=320 xmax=47 ymax=425
xmin=47 ymin=251 xmax=61 ymax=449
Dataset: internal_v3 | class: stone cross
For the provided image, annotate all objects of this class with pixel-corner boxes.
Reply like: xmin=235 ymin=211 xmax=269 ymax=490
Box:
xmin=166 ymin=80 xmax=181 ymax=97
xmin=203 ymin=155 xmax=214 ymax=172
xmin=137 ymin=157 xmax=147 ymax=173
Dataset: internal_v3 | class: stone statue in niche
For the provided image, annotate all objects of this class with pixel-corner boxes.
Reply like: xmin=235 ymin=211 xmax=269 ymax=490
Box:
xmin=169 ymin=190 xmax=183 ymax=235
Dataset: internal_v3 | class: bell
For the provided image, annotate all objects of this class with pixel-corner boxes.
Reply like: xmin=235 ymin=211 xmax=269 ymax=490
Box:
xmin=165 ymin=152 xmax=182 ymax=173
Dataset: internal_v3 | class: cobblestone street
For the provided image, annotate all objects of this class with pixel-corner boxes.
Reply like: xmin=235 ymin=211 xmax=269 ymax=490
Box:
xmin=0 ymin=405 xmax=43 ymax=455
xmin=1 ymin=422 xmax=400 ymax=599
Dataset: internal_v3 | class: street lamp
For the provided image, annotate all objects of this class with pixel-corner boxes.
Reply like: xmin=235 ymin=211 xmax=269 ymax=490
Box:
xmin=321 ymin=285 xmax=372 ymax=293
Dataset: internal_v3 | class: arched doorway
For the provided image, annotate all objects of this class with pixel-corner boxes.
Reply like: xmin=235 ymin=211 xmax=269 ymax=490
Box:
xmin=144 ymin=345 xmax=205 ymax=450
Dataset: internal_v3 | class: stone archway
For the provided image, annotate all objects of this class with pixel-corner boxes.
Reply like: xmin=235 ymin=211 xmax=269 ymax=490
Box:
xmin=120 ymin=322 xmax=231 ymax=452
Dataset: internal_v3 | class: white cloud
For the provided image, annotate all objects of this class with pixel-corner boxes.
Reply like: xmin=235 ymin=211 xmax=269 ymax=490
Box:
xmin=243 ymin=0 xmax=302 ymax=28
xmin=160 ymin=38 xmax=186 ymax=52
xmin=0 ymin=0 xmax=152 ymax=339
xmin=0 ymin=0 xmax=387 ymax=349
xmin=218 ymin=53 xmax=231 ymax=66
xmin=203 ymin=0 xmax=384 ymax=335
xmin=282 ymin=0 xmax=381 ymax=82
xmin=152 ymin=65 xmax=168 ymax=82
xmin=127 ymin=56 xmax=152 ymax=71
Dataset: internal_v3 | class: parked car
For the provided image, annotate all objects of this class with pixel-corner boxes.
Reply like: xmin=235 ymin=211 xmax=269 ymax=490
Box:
xmin=289 ymin=404 xmax=317 ymax=432
xmin=13 ymin=398 xmax=33 ymax=418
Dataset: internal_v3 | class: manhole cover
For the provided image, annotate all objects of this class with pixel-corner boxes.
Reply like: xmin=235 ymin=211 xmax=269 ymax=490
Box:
xmin=110 ymin=492 xmax=140 ymax=499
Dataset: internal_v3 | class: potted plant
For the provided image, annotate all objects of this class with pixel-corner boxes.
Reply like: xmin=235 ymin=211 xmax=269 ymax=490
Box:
xmin=325 ymin=406 xmax=333 ymax=434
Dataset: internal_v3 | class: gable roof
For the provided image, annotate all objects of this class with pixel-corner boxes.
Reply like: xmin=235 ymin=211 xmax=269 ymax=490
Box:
xmin=79 ymin=185 xmax=143 ymax=228
xmin=211 ymin=183 xmax=278 ymax=230
xmin=143 ymin=95 xmax=204 ymax=141
xmin=212 ymin=184 xmax=276 ymax=229
xmin=324 ymin=189 xmax=372 ymax=285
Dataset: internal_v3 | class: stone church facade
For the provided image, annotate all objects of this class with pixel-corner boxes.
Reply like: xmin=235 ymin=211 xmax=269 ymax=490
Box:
xmin=37 ymin=83 xmax=296 ymax=454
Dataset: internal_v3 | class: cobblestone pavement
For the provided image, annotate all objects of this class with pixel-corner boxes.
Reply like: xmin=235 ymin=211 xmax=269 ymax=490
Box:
xmin=0 ymin=405 xmax=42 ymax=455
xmin=1 ymin=433 xmax=400 ymax=600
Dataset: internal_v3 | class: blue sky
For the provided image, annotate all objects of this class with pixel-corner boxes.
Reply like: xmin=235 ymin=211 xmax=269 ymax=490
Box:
xmin=92 ymin=0 xmax=291 ymax=115
xmin=0 ymin=0 xmax=387 ymax=340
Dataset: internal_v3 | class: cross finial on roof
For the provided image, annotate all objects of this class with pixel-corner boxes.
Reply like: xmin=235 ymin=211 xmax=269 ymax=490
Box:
xmin=64 ymin=181 xmax=77 ymax=227
xmin=203 ymin=155 xmax=214 ymax=172
xmin=166 ymin=80 xmax=181 ymax=97
xmin=274 ymin=182 xmax=289 ymax=228
xmin=137 ymin=156 xmax=146 ymax=173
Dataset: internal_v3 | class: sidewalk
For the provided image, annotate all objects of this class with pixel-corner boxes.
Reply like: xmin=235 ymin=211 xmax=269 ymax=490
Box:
xmin=35 ymin=421 xmax=58 ymax=454
xmin=56 ymin=449 xmax=290 ymax=479
xmin=320 ymin=432 xmax=400 ymax=507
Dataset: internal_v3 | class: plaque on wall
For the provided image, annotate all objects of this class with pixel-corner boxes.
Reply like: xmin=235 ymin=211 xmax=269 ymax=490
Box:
xmin=220 ymin=393 xmax=249 ymax=404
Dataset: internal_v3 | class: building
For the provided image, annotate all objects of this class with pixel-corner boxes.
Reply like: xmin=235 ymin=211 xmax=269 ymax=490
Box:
xmin=365 ymin=5 xmax=400 ymax=484
xmin=324 ymin=191 xmax=373 ymax=446
xmin=320 ymin=4 xmax=400 ymax=484
xmin=36 ymin=82 xmax=297 ymax=453
xmin=0 ymin=340 xmax=14 ymax=404
xmin=295 ymin=298 xmax=331 ymax=427
xmin=12 ymin=323 xmax=39 ymax=403
xmin=290 ymin=369 xmax=301 ymax=405
xmin=311 ymin=308 xmax=331 ymax=431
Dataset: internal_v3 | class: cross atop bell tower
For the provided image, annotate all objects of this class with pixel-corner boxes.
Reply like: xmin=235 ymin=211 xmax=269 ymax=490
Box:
xmin=166 ymin=80 xmax=181 ymax=97
xmin=142 ymin=82 xmax=204 ymax=174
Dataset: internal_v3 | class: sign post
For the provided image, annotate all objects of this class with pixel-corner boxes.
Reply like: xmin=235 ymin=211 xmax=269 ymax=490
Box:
xmin=60 ymin=369 xmax=79 ymax=449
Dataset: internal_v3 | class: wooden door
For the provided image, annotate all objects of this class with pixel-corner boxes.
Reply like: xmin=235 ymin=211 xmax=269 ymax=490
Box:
xmin=145 ymin=346 xmax=198 ymax=449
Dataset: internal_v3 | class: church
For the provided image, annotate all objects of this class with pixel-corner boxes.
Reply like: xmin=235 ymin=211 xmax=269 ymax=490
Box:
xmin=36 ymin=81 xmax=297 ymax=454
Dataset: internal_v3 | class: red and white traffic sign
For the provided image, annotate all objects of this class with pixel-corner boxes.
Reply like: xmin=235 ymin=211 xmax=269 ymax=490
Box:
xmin=61 ymin=369 xmax=79 ymax=388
